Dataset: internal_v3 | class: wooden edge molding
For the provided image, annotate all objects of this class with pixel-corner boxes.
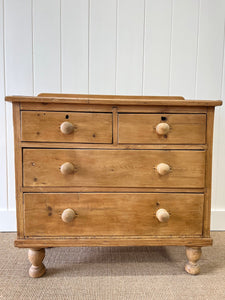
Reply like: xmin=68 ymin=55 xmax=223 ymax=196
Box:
xmin=37 ymin=93 xmax=185 ymax=100
xmin=14 ymin=237 xmax=213 ymax=248
xmin=5 ymin=95 xmax=222 ymax=107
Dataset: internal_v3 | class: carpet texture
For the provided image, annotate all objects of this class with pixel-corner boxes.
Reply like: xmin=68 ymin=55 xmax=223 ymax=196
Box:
xmin=0 ymin=232 xmax=225 ymax=299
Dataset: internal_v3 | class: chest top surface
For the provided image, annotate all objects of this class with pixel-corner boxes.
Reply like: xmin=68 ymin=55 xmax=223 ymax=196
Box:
xmin=5 ymin=93 xmax=222 ymax=107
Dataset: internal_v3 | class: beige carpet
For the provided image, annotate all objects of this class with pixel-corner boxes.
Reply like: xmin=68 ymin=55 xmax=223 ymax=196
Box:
xmin=0 ymin=232 xmax=225 ymax=300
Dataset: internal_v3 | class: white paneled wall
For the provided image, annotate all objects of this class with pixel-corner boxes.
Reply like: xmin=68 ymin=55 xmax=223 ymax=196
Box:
xmin=0 ymin=0 xmax=225 ymax=231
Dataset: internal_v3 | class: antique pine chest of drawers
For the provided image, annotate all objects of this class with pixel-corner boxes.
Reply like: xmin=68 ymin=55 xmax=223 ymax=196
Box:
xmin=6 ymin=93 xmax=222 ymax=277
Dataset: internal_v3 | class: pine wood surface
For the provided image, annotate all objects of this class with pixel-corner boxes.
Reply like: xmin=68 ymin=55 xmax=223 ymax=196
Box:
xmin=14 ymin=237 xmax=213 ymax=248
xmin=5 ymin=94 xmax=222 ymax=276
xmin=21 ymin=111 xmax=112 ymax=143
xmin=23 ymin=149 xmax=205 ymax=188
xmin=5 ymin=95 xmax=222 ymax=106
xmin=118 ymin=113 xmax=206 ymax=144
xmin=24 ymin=193 xmax=204 ymax=237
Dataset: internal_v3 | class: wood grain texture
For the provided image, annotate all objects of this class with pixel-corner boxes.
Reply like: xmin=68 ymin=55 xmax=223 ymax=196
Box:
xmin=13 ymin=103 xmax=23 ymax=238
xmin=15 ymin=237 xmax=213 ymax=248
xmin=21 ymin=111 xmax=112 ymax=143
xmin=20 ymin=142 xmax=207 ymax=150
xmin=5 ymin=95 xmax=222 ymax=107
xmin=24 ymin=193 xmax=204 ymax=237
xmin=23 ymin=149 xmax=205 ymax=188
xmin=37 ymin=93 xmax=185 ymax=100
xmin=118 ymin=113 xmax=206 ymax=144
xmin=19 ymin=103 xmax=208 ymax=114
xmin=21 ymin=186 xmax=205 ymax=193
xmin=203 ymin=107 xmax=215 ymax=236
xmin=185 ymin=246 xmax=202 ymax=275
xmin=28 ymin=248 xmax=46 ymax=278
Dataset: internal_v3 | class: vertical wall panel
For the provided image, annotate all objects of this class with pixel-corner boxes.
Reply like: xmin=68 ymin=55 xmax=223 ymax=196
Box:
xmin=1 ymin=0 xmax=225 ymax=230
xmin=33 ymin=0 xmax=60 ymax=94
xmin=169 ymin=0 xmax=199 ymax=98
xmin=212 ymin=32 xmax=225 ymax=211
xmin=61 ymin=0 xmax=88 ymax=93
xmin=4 ymin=0 xmax=33 ymax=211
xmin=143 ymin=0 xmax=172 ymax=95
xmin=0 ymin=0 xmax=7 ymax=210
xmin=196 ymin=0 xmax=224 ymax=99
xmin=196 ymin=0 xmax=225 ymax=210
xmin=116 ymin=0 xmax=145 ymax=95
xmin=89 ymin=0 xmax=117 ymax=94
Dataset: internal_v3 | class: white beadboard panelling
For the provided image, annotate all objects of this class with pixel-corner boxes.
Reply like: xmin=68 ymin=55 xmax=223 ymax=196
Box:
xmin=212 ymin=27 xmax=225 ymax=210
xmin=196 ymin=0 xmax=225 ymax=210
xmin=169 ymin=0 xmax=199 ymax=98
xmin=89 ymin=0 xmax=117 ymax=94
xmin=1 ymin=0 xmax=225 ymax=231
xmin=116 ymin=0 xmax=145 ymax=95
xmin=4 ymin=0 xmax=33 ymax=95
xmin=4 ymin=0 xmax=33 ymax=211
xmin=196 ymin=0 xmax=225 ymax=211
xmin=196 ymin=0 xmax=224 ymax=99
xmin=0 ymin=0 xmax=7 ymax=210
xmin=143 ymin=0 xmax=172 ymax=95
xmin=33 ymin=0 xmax=61 ymax=94
xmin=61 ymin=0 xmax=88 ymax=93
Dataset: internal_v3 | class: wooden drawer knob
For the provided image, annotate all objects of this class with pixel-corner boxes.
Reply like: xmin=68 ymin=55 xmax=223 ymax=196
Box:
xmin=156 ymin=123 xmax=170 ymax=135
xmin=60 ymin=121 xmax=74 ymax=134
xmin=61 ymin=208 xmax=76 ymax=223
xmin=156 ymin=163 xmax=170 ymax=175
xmin=60 ymin=162 xmax=75 ymax=175
xmin=156 ymin=208 xmax=170 ymax=223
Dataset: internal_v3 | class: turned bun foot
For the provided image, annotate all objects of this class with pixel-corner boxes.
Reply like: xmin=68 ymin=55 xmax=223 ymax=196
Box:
xmin=185 ymin=246 xmax=202 ymax=275
xmin=28 ymin=248 xmax=46 ymax=278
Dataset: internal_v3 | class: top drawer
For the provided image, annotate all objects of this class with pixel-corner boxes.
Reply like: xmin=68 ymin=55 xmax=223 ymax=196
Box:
xmin=118 ymin=114 xmax=206 ymax=144
xmin=21 ymin=111 xmax=112 ymax=143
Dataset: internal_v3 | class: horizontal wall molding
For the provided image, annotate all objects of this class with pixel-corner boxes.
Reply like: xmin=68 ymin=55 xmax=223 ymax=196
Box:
xmin=0 ymin=210 xmax=16 ymax=231
xmin=211 ymin=210 xmax=225 ymax=231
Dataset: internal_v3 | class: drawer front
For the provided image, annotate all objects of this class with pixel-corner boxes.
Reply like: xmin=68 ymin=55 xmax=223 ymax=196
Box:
xmin=118 ymin=114 xmax=206 ymax=144
xmin=24 ymin=193 xmax=204 ymax=237
xmin=23 ymin=149 xmax=205 ymax=188
xmin=21 ymin=111 xmax=112 ymax=143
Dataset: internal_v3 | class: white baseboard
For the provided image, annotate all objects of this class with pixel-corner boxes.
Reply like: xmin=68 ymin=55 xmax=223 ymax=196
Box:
xmin=0 ymin=210 xmax=16 ymax=231
xmin=211 ymin=210 xmax=225 ymax=230
xmin=0 ymin=210 xmax=224 ymax=232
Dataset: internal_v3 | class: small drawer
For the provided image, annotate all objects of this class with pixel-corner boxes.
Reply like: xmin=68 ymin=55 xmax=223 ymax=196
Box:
xmin=118 ymin=113 xmax=206 ymax=144
xmin=23 ymin=149 xmax=205 ymax=188
xmin=24 ymin=193 xmax=204 ymax=237
xmin=21 ymin=111 xmax=112 ymax=143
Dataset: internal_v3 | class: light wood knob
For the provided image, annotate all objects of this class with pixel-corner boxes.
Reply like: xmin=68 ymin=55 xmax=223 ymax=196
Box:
xmin=60 ymin=121 xmax=74 ymax=134
xmin=61 ymin=208 xmax=76 ymax=223
xmin=156 ymin=208 xmax=170 ymax=222
xmin=156 ymin=123 xmax=170 ymax=135
xmin=156 ymin=163 xmax=170 ymax=175
xmin=60 ymin=162 xmax=75 ymax=175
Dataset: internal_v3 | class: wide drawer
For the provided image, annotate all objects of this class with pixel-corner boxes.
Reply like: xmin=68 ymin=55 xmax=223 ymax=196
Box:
xmin=24 ymin=193 xmax=204 ymax=237
xmin=118 ymin=113 xmax=206 ymax=144
xmin=23 ymin=149 xmax=205 ymax=188
xmin=21 ymin=111 xmax=112 ymax=143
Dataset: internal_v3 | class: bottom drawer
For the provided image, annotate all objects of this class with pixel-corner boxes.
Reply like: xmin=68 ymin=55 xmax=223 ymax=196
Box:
xmin=24 ymin=193 xmax=204 ymax=237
